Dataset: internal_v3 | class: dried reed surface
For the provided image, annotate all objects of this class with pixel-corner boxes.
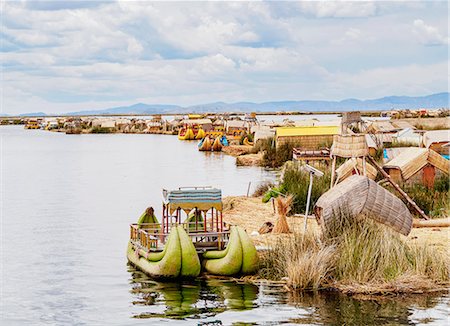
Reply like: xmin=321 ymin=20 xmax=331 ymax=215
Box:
xmin=222 ymin=196 xmax=320 ymax=246
xmin=236 ymin=153 xmax=263 ymax=166
xmin=222 ymin=145 xmax=252 ymax=157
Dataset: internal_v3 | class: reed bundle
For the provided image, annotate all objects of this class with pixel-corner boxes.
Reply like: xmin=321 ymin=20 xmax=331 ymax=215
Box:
xmin=273 ymin=195 xmax=293 ymax=234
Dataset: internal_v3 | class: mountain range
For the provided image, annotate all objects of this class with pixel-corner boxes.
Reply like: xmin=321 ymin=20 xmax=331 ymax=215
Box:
xmin=10 ymin=92 xmax=450 ymax=116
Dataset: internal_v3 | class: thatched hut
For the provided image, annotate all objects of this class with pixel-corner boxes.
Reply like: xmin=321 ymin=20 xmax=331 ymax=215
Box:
xmin=314 ymin=175 xmax=412 ymax=236
xmin=275 ymin=126 xmax=339 ymax=149
xmin=383 ymin=147 xmax=449 ymax=188
xmin=182 ymin=118 xmax=213 ymax=132
xmin=335 ymin=158 xmax=377 ymax=183
xmin=366 ymin=121 xmax=399 ymax=134
xmin=331 ymin=134 xmax=369 ymax=158
xmin=423 ymin=130 xmax=450 ymax=155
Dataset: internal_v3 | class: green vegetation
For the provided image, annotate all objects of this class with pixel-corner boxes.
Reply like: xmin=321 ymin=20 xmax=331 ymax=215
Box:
xmin=254 ymin=137 xmax=297 ymax=168
xmin=252 ymin=181 xmax=275 ymax=198
xmin=239 ymin=132 xmax=254 ymax=145
xmin=384 ymin=141 xmax=418 ymax=148
xmin=261 ymin=162 xmax=331 ymax=214
xmin=91 ymin=126 xmax=115 ymax=133
xmin=400 ymin=175 xmax=450 ymax=217
xmin=415 ymin=123 xmax=448 ymax=131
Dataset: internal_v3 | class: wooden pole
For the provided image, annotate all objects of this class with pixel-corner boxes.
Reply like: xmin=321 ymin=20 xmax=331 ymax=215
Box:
xmin=303 ymin=173 xmax=314 ymax=232
xmin=330 ymin=156 xmax=336 ymax=188
xmin=362 ymin=156 xmax=367 ymax=176
xmin=367 ymin=155 xmax=429 ymax=220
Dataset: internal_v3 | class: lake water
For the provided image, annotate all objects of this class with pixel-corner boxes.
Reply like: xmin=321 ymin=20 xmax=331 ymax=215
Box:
xmin=1 ymin=126 xmax=448 ymax=325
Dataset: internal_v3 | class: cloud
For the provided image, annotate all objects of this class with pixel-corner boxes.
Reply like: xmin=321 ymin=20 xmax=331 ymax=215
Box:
xmin=0 ymin=1 xmax=448 ymax=114
xmin=298 ymin=1 xmax=377 ymax=18
xmin=413 ymin=19 xmax=448 ymax=46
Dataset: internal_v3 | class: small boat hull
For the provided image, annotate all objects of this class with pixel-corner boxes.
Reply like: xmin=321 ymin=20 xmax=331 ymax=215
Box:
xmin=203 ymin=226 xmax=259 ymax=276
xmin=212 ymin=136 xmax=223 ymax=151
xmin=178 ymin=127 xmax=195 ymax=140
xmin=243 ymin=137 xmax=254 ymax=146
xmin=195 ymin=128 xmax=205 ymax=140
xmin=198 ymin=137 xmax=212 ymax=151
xmin=127 ymin=226 xmax=201 ymax=278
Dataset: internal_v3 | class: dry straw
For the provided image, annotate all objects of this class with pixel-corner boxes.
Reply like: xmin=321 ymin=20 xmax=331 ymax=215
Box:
xmin=273 ymin=195 xmax=293 ymax=234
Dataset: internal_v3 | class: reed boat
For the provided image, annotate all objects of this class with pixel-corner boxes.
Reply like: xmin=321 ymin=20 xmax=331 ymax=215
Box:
xmin=195 ymin=127 xmax=206 ymax=140
xmin=212 ymin=136 xmax=222 ymax=151
xmin=178 ymin=127 xmax=195 ymax=140
xmin=198 ymin=137 xmax=212 ymax=151
xmin=203 ymin=226 xmax=258 ymax=275
xmin=25 ymin=120 xmax=40 ymax=129
xmin=220 ymin=135 xmax=229 ymax=146
xmin=127 ymin=187 xmax=258 ymax=278
xmin=243 ymin=137 xmax=254 ymax=146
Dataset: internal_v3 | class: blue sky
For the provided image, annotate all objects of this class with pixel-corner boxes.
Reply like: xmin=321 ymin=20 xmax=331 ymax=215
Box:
xmin=1 ymin=0 xmax=448 ymax=114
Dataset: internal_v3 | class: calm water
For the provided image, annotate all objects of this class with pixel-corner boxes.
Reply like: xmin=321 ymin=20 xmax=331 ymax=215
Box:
xmin=1 ymin=126 xmax=448 ymax=325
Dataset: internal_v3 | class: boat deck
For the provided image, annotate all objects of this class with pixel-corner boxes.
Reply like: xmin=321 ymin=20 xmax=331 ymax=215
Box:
xmin=130 ymin=222 xmax=230 ymax=254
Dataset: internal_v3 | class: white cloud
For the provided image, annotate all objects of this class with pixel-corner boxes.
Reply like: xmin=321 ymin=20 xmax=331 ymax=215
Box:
xmin=413 ymin=19 xmax=448 ymax=46
xmin=0 ymin=1 xmax=448 ymax=114
xmin=331 ymin=61 xmax=449 ymax=98
xmin=298 ymin=1 xmax=377 ymax=18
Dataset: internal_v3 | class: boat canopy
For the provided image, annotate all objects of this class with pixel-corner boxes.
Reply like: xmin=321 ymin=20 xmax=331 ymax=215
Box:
xmin=163 ymin=187 xmax=222 ymax=214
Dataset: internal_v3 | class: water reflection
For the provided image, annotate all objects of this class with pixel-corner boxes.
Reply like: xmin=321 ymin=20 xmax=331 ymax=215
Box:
xmin=287 ymin=291 xmax=450 ymax=325
xmin=129 ymin=264 xmax=449 ymax=325
xmin=129 ymin=266 xmax=259 ymax=321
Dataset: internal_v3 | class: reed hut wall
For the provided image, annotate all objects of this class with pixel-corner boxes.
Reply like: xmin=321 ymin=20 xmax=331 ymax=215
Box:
xmin=314 ymin=175 xmax=412 ymax=236
xmin=276 ymin=135 xmax=334 ymax=149
xmin=331 ymin=134 xmax=369 ymax=158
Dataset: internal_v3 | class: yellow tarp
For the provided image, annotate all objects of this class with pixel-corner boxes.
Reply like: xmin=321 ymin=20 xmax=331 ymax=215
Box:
xmin=276 ymin=126 xmax=339 ymax=137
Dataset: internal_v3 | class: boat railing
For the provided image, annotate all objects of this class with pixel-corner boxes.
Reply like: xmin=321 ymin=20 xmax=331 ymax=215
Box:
xmin=130 ymin=222 xmax=230 ymax=252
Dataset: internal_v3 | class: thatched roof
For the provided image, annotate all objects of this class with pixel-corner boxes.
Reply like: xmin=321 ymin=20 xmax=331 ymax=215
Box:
xmin=314 ymin=175 xmax=412 ymax=236
xmin=423 ymin=130 xmax=450 ymax=148
xmin=226 ymin=120 xmax=247 ymax=128
xmin=336 ymin=158 xmax=377 ymax=183
xmin=331 ymin=134 xmax=369 ymax=158
xmin=391 ymin=121 xmax=416 ymax=130
xmin=383 ymin=147 xmax=449 ymax=180
xmin=182 ymin=119 xmax=212 ymax=125
xmin=367 ymin=120 xmax=399 ymax=133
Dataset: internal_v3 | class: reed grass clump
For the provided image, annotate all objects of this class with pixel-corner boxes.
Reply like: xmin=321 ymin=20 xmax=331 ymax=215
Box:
xmin=259 ymin=210 xmax=449 ymax=293
xmin=280 ymin=163 xmax=331 ymax=214
xmin=258 ymin=232 xmax=335 ymax=290
xmin=400 ymin=176 xmax=450 ymax=217
xmin=254 ymin=138 xmax=296 ymax=168
xmin=252 ymin=181 xmax=275 ymax=197
xmin=91 ymin=126 xmax=115 ymax=134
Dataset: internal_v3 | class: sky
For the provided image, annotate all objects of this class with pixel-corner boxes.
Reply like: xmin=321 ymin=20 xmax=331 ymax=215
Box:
xmin=1 ymin=0 xmax=449 ymax=115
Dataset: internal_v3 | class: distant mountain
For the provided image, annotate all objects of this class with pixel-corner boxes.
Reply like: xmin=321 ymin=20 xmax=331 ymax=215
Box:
xmin=8 ymin=92 xmax=449 ymax=117
xmin=19 ymin=112 xmax=47 ymax=117
xmin=67 ymin=103 xmax=182 ymax=115
xmin=188 ymin=92 xmax=449 ymax=112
